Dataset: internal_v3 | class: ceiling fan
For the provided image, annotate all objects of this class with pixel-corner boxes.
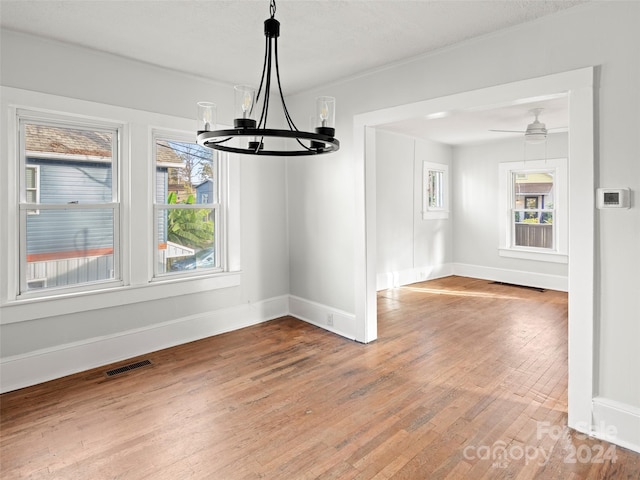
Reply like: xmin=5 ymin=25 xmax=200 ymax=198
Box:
xmin=490 ymin=108 xmax=564 ymax=144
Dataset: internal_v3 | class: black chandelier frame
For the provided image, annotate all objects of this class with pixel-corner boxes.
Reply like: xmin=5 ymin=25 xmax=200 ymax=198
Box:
xmin=197 ymin=0 xmax=340 ymax=156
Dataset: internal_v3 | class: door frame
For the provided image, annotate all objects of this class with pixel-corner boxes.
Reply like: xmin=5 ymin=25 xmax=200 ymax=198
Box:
xmin=353 ymin=67 xmax=595 ymax=434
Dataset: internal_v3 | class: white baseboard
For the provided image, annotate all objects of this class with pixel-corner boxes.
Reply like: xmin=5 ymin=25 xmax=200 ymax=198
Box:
xmin=0 ymin=296 xmax=289 ymax=394
xmin=376 ymin=264 xmax=453 ymax=291
xmin=591 ymin=397 xmax=640 ymax=454
xmin=289 ymin=295 xmax=356 ymax=341
xmin=452 ymin=263 xmax=568 ymax=292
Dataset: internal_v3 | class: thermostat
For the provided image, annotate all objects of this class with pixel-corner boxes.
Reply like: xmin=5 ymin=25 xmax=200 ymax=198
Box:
xmin=597 ymin=188 xmax=630 ymax=209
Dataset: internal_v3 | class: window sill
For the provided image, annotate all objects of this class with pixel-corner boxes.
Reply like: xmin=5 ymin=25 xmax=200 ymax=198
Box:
xmin=499 ymin=248 xmax=568 ymax=264
xmin=0 ymin=271 xmax=242 ymax=324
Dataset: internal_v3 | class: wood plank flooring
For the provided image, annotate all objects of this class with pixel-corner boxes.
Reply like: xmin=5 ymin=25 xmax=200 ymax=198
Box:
xmin=1 ymin=276 xmax=639 ymax=479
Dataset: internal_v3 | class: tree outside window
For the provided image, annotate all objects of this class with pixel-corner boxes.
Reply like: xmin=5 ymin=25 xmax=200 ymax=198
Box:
xmin=154 ymin=136 xmax=218 ymax=276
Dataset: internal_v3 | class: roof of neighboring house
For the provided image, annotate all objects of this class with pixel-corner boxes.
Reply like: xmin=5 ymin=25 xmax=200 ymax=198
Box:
xmin=156 ymin=140 xmax=183 ymax=166
xmin=26 ymin=124 xmax=112 ymax=158
xmin=25 ymin=124 xmax=183 ymax=165
xmin=194 ymin=178 xmax=213 ymax=189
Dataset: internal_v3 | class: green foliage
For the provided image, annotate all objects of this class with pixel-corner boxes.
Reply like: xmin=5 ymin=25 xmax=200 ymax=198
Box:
xmin=166 ymin=192 xmax=213 ymax=249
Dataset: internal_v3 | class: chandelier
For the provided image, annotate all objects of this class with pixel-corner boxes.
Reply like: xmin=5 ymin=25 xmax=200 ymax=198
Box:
xmin=196 ymin=0 xmax=340 ymax=156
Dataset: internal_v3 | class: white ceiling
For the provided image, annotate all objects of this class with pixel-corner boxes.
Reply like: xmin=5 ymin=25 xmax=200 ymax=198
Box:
xmin=377 ymin=94 xmax=569 ymax=145
xmin=0 ymin=0 xmax=584 ymax=144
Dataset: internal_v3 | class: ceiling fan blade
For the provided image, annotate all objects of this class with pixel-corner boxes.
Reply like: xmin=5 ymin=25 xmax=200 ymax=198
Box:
xmin=547 ymin=127 xmax=568 ymax=131
xmin=489 ymin=129 xmax=526 ymax=133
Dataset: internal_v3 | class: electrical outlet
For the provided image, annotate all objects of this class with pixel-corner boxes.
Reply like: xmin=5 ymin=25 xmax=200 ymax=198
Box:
xmin=326 ymin=313 xmax=334 ymax=326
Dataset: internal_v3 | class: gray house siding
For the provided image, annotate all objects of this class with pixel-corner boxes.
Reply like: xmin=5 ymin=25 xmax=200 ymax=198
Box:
xmin=195 ymin=179 xmax=213 ymax=204
xmin=26 ymin=159 xmax=113 ymax=256
xmin=25 ymin=159 xmax=115 ymax=288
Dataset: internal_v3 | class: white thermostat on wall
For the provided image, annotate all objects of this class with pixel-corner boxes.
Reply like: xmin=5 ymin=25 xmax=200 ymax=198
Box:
xmin=596 ymin=188 xmax=631 ymax=209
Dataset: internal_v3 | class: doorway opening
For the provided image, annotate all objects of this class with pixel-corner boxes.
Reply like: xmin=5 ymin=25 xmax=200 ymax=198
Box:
xmin=353 ymin=67 xmax=595 ymax=434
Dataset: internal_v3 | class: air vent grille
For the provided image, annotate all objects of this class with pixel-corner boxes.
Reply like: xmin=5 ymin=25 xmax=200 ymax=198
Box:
xmin=105 ymin=359 xmax=152 ymax=377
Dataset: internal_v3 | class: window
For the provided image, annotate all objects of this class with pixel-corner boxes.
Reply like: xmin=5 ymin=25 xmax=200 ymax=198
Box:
xmin=513 ymin=173 xmax=555 ymax=249
xmin=423 ymin=161 xmax=449 ymax=219
xmin=153 ymin=133 xmax=220 ymax=277
xmin=18 ymin=113 xmax=121 ymax=294
xmin=25 ymin=165 xmax=40 ymax=214
xmin=4 ymin=88 xmax=241 ymax=314
xmin=499 ymin=159 xmax=567 ymax=263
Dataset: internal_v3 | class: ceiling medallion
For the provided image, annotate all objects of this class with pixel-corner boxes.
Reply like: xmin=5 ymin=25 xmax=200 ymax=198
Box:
xmin=196 ymin=0 xmax=340 ymax=156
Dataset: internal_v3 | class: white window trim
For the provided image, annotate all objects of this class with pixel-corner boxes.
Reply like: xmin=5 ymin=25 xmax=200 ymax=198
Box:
xmin=422 ymin=161 xmax=449 ymax=220
xmin=498 ymin=158 xmax=568 ymax=263
xmin=0 ymin=86 xmax=241 ymax=324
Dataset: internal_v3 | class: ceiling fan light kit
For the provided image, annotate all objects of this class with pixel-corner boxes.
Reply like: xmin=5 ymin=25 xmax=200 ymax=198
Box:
xmin=523 ymin=108 xmax=548 ymax=144
xmin=196 ymin=0 xmax=340 ymax=157
xmin=489 ymin=107 xmax=566 ymax=144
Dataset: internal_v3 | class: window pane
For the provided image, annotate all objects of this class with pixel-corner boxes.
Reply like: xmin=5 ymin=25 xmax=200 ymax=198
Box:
xmin=154 ymin=136 xmax=217 ymax=277
xmin=25 ymin=208 xmax=115 ymax=290
xmin=427 ymin=170 xmax=443 ymax=209
xmin=513 ymin=172 xmax=554 ymax=209
xmin=156 ymin=140 xmax=214 ymax=205
xmin=156 ymin=207 xmax=216 ymax=274
xmin=20 ymin=119 xmax=118 ymax=294
xmin=25 ymin=124 xmax=113 ymax=204
xmin=513 ymin=171 xmax=554 ymax=249
xmin=26 ymin=166 xmax=36 ymax=188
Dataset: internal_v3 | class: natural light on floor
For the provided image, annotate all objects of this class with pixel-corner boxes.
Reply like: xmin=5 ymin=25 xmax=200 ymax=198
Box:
xmin=401 ymin=285 xmax=522 ymax=301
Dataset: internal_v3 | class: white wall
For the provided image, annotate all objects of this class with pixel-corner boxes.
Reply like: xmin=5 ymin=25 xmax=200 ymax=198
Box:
xmin=375 ymin=130 xmax=453 ymax=289
xmin=452 ymin=133 xmax=569 ymax=283
xmin=285 ymin=0 xmax=639 ymax=445
xmin=0 ymin=30 xmax=290 ymax=389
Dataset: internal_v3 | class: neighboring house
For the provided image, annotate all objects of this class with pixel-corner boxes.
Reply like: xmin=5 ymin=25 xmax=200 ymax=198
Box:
xmin=25 ymin=124 xmax=115 ymax=289
xmin=159 ymin=140 xmax=192 ymax=203
xmin=194 ymin=178 xmax=213 ymax=205
xmin=25 ymin=128 xmax=187 ymax=287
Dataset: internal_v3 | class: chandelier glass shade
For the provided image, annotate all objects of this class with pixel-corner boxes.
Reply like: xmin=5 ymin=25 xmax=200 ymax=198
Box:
xmin=196 ymin=0 xmax=340 ymax=156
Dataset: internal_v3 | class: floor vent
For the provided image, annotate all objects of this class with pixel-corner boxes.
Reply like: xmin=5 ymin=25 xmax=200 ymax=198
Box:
xmin=105 ymin=359 xmax=152 ymax=377
xmin=490 ymin=281 xmax=545 ymax=293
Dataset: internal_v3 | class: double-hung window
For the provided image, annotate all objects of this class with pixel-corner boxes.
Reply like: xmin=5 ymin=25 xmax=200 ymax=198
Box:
xmin=18 ymin=112 xmax=121 ymax=294
xmin=153 ymin=132 xmax=221 ymax=277
xmin=498 ymin=158 xmax=567 ymax=263
xmin=4 ymin=88 xmax=241 ymax=315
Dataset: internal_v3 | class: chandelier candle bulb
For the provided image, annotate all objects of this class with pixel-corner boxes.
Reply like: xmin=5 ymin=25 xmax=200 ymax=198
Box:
xmin=197 ymin=102 xmax=217 ymax=132
xmin=234 ymin=85 xmax=257 ymax=128
xmin=315 ymin=96 xmax=335 ymax=134
xmin=311 ymin=96 xmax=335 ymax=150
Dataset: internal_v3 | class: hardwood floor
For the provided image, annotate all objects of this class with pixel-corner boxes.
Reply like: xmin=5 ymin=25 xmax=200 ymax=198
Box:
xmin=1 ymin=276 xmax=639 ymax=479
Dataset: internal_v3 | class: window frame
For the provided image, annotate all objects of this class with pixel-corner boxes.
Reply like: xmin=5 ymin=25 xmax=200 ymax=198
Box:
xmin=151 ymin=129 xmax=225 ymax=280
xmin=17 ymin=111 xmax=123 ymax=298
xmin=1 ymin=86 xmax=241 ymax=323
xmin=498 ymin=158 xmax=568 ymax=264
xmin=422 ymin=161 xmax=449 ymax=220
